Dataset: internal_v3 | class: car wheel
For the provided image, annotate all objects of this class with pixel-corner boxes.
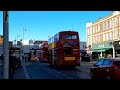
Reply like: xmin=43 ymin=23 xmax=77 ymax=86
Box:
xmin=90 ymin=71 xmax=95 ymax=79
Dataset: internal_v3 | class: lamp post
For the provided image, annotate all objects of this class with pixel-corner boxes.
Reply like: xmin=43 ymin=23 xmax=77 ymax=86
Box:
xmin=3 ymin=11 xmax=9 ymax=79
xmin=112 ymin=42 xmax=115 ymax=58
xmin=17 ymin=34 xmax=20 ymax=42
xmin=16 ymin=34 xmax=20 ymax=47
xmin=22 ymin=28 xmax=26 ymax=54
xmin=14 ymin=38 xmax=16 ymax=47
xmin=21 ymin=28 xmax=26 ymax=66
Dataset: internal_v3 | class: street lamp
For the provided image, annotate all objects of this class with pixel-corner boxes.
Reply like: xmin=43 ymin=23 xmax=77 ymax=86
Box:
xmin=14 ymin=38 xmax=16 ymax=47
xmin=112 ymin=41 xmax=115 ymax=58
xmin=22 ymin=28 xmax=26 ymax=53
xmin=23 ymin=28 xmax=26 ymax=45
xmin=17 ymin=34 xmax=20 ymax=42
xmin=3 ymin=11 xmax=9 ymax=79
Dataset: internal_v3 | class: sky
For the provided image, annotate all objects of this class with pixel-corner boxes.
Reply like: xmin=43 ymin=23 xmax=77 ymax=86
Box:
xmin=0 ymin=11 xmax=112 ymax=44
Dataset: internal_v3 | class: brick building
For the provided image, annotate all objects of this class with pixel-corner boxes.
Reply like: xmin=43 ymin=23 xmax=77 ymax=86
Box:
xmin=86 ymin=11 xmax=120 ymax=59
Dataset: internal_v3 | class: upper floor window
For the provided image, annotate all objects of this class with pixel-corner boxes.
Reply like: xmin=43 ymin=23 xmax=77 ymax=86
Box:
xmin=114 ymin=29 xmax=118 ymax=39
xmin=103 ymin=33 xmax=105 ymax=41
xmin=113 ymin=30 xmax=114 ymax=40
xmin=114 ymin=17 xmax=118 ymax=27
xmin=98 ymin=24 xmax=100 ymax=32
xmin=94 ymin=26 xmax=96 ymax=33
xmin=109 ymin=19 xmax=112 ymax=28
xmin=119 ymin=15 xmax=120 ymax=25
xmin=106 ymin=32 xmax=108 ymax=41
xmin=96 ymin=35 xmax=98 ymax=43
xmin=98 ymin=35 xmax=100 ymax=43
xmin=112 ymin=18 xmax=114 ymax=26
xmin=90 ymin=27 xmax=92 ymax=35
xmin=95 ymin=25 xmax=97 ymax=33
xmin=87 ymin=28 xmax=89 ymax=35
xmin=106 ymin=20 xmax=108 ymax=29
xmin=93 ymin=26 xmax=95 ymax=34
xmin=93 ymin=36 xmax=95 ymax=44
xmin=102 ymin=22 xmax=105 ymax=30
xmin=110 ymin=31 xmax=113 ymax=40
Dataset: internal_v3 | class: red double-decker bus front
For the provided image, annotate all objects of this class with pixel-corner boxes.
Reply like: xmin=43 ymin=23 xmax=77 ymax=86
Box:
xmin=39 ymin=41 xmax=49 ymax=62
xmin=48 ymin=31 xmax=80 ymax=68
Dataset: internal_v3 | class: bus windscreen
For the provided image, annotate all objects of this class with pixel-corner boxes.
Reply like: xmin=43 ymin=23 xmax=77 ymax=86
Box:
xmin=62 ymin=35 xmax=77 ymax=39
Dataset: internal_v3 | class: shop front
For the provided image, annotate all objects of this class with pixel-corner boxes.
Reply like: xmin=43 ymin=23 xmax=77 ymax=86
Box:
xmin=114 ymin=40 xmax=120 ymax=58
xmin=91 ymin=42 xmax=113 ymax=59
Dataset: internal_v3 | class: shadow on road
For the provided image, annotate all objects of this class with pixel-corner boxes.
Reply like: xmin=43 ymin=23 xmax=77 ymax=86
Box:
xmin=48 ymin=65 xmax=78 ymax=71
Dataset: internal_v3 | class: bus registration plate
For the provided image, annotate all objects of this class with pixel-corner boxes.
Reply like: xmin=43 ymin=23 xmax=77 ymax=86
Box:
xmin=65 ymin=57 xmax=75 ymax=61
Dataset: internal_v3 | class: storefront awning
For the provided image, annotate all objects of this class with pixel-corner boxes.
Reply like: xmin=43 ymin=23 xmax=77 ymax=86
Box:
xmin=90 ymin=48 xmax=110 ymax=52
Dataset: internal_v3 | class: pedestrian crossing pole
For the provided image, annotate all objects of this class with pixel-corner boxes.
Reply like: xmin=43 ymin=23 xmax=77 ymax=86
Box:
xmin=112 ymin=42 xmax=115 ymax=58
xmin=3 ymin=11 xmax=9 ymax=79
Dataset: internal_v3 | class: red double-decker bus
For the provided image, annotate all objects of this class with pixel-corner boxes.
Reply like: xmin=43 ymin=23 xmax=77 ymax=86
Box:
xmin=48 ymin=30 xmax=80 ymax=68
xmin=39 ymin=41 xmax=49 ymax=62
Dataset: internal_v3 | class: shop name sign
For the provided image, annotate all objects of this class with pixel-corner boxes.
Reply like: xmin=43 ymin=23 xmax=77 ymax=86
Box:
xmin=98 ymin=44 xmax=104 ymax=48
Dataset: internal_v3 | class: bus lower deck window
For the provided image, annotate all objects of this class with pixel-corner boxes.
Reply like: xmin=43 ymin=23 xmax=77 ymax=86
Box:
xmin=64 ymin=47 xmax=71 ymax=55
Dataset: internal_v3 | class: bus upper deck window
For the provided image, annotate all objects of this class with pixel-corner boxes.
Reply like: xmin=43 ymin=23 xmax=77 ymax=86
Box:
xmin=62 ymin=35 xmax=77 ymax=39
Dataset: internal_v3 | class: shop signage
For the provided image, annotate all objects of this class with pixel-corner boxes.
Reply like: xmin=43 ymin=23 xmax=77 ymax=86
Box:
xmin=92 ymin=42 xmax=112 ymax=49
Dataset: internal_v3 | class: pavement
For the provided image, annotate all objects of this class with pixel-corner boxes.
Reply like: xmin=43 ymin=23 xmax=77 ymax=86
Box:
xmin=0 ymin=59 xmax=33 ymax=79
xmin=76 ymin=60 xmax=97 ymax=74
xmin=0 ymin=60 xmax=98 ymax=79
xmin=0 ymin=65 xmax=3 ymax=79
xmin=12 ymin=60 xmax=97 ymax=79
xmin=13 ymin=61 xmax=31 ymax=79
xmin=0 ymin=60 xmax=3 ymax=79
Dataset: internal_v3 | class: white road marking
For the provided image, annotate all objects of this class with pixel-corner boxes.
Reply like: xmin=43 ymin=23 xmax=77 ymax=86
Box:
xmin=23 ymin=63 xmax=31 ymax=79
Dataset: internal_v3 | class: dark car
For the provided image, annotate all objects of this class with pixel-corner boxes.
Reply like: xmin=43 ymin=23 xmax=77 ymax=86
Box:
xmin=90 ymin=58 xmax=120 ymax=79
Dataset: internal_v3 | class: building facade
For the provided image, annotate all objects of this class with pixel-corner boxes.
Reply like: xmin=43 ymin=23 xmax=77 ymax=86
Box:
xmin=86 ymin=11 xmax=120 ymax=59
xmin=80 ymin=41 xmax=86 ymax=52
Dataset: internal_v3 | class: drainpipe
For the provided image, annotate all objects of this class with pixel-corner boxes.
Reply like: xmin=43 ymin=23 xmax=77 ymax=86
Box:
xmin=101 ymin=51 xmax=102 ymax=57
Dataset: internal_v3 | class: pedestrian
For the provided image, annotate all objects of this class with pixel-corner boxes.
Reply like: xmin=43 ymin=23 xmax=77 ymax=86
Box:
xmin=9 ymin=51 xmax=16 ymax=79
xmin=0 ymin=54 xmax=3 ymax=64
xmin=24 ymin=54 xmax=27 ymax=63
xmin=0 ymin=54 xmax=3 ymax=60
